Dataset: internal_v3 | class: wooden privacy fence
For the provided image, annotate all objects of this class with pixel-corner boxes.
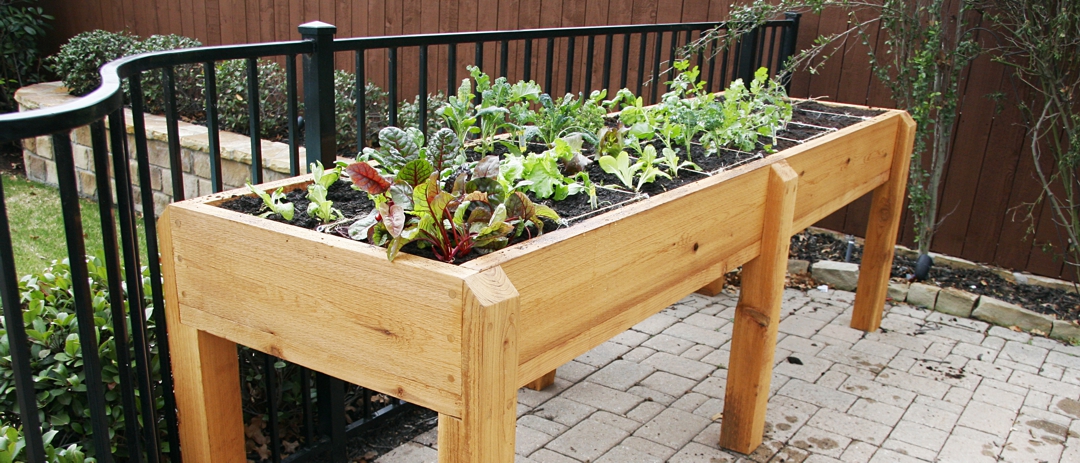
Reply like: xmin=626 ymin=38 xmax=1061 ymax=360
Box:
xmin=33 ymin=0 xmax=1074 ymax=280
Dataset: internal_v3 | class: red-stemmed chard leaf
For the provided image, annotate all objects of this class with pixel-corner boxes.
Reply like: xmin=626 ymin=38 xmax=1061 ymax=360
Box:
xmin=346 ymin=162 xmax=390 ymax=194
xmin=474 ymin=155 xmax=501 ymax=178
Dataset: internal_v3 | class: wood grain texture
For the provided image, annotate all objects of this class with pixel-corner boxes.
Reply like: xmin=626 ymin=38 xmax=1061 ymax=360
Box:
xmin=164 ymin=190 xmax=474 ymax=415
xmin=438 ymin=267 xmax=520 ymax=463
xmin=525 ymin=370 xmax=557 ymax=391
xmin=719 ymin=161 xmax=799 ymax=453
xmin=457 ymin=108 xmax=902 ymax=385
xmin=851 ymin=113 xmax=915 ymax=332
xmin=160 ymin=209 xmax=246 ymax=463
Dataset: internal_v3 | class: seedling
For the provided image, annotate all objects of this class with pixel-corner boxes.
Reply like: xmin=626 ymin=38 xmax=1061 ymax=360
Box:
xmin=247 ymin=183 xmax=295 ymax=221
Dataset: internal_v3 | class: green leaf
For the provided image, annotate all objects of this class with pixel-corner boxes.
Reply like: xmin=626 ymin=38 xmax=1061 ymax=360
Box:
xmin=397 ymin=159 xmax=434 ymax=187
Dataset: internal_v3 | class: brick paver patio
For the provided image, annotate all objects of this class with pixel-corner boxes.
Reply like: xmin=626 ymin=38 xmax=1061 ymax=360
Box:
xmin=377 ymin=288 xmax=1080 ymax=462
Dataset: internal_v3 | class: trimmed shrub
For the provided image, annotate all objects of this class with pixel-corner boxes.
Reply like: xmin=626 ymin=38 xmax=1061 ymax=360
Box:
xmin=210 ymin=58 xmax=291 ymax=141
xmin=130 ymin=34 xmax=203 ymax=116
xmin=0 ymin=255 xmax=161 ymax=459
xmin=0 ymin=0 xmax=53 ymax=114
xmin=48 ymin=30 xmax=138 ymax=96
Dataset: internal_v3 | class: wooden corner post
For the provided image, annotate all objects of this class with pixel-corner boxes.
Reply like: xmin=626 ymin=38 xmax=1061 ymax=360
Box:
xmin=159 ymin=210 xmax=246 ymax=462
xmin=719 ymin=161 xmax=799 ymax=453
xmin=851 ymin=114 xmax=916 ymax=332
xmin=439 ymin=267 xmax=520 ymax=463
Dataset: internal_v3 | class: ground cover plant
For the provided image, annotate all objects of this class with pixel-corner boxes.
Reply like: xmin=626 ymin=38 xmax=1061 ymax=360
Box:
xmin=224 ymin=62 xmax=883 ymax=264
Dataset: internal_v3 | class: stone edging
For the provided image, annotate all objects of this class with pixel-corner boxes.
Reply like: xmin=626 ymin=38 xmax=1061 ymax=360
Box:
xmin=795 ymin=228 xmax=1080 ymax=343
xmin=15 ymin=81 xmax=305 ymax=216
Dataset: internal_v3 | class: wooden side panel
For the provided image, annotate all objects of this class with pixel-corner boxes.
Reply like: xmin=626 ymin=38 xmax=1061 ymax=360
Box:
xmin=438 ymin=268 xmax=519 ymax=463
xmin=719 ymin=161 xmax=798 ymax=453
xmin=160 ymin=210 xmax=246 ymax=463
xmin=784 ymin=112 xmax=901 ymax=231
xmin=496 ymin=162 xmax=771 ymax=384
xmin=164 ymin=201 xmax=469 ymax=415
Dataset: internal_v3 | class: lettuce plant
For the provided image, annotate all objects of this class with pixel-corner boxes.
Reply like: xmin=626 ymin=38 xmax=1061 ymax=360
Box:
xmin=598 ymin=145 xmax=670 ymax=192
xmin=247 ymin=184 xmax=295 ymax=221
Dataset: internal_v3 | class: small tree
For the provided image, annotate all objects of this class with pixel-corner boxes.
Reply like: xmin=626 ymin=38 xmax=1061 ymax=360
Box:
xmin=696 ymin=0 xmax=981 ymax=262
xmin=987 ymin=0 xmax=1080 ymax=276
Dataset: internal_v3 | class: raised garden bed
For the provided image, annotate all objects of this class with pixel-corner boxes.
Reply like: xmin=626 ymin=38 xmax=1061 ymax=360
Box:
xmin=160 ymin=68 xmax=915 ymax=461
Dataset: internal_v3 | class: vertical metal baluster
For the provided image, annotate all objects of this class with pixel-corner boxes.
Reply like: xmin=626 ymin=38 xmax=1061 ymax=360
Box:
xmin=545 ymin=38 xmax=554 ymax=93
xmin=129 ymin=74 xmax=181 ymax=463
xmin=0 ymin=152 xmax=45 ymax=463
xmin=585 ymin=36 xmax=595 ymax=94
xmin=356 ymin=50 xmax=367 ymax=150
xmin=447 ymin=43 xmax=457 ymax=92
xmin=620 ymin=33 xmax=631 ymax=89
xmin=565 ymin=36 xmax=576 ymax=95
xmin=523 ymin=39 xmax=532 ymax=82
xmin=264 ymin=353 xmax=281 ymax=463
xmin=316 ymin=373 xmax=346 ymax=462
xmin=53 ymin=131 xmax=115 ymax=463
xmin=651 ymin=32 xmax=664 ymax=102
xmin=419 ymin=44 xmax=429 ymax=138
xmin=499 ymin=40 xmax=509 ymax=78
xmin=247 ymin=57 xmax=263 ymax=184
xmin=719 ymin=39 xmax=730 ymax=88
xmin=765 ymin=27 xmax=777 ymax=72
xmin=301 ymin=368 xmax=315 ymax=445
xmin=705 ymin=34 xmax=718 ymax=93
xmin=637 ymin=33 xmax=648 ymax=96
xmin=163 ymin=68 xmax=184 ymax=200
xmin=693 ymin=30 xmax=705 ymax=70
xmin=474 ymin=41 xmax=483 ymax=72
xmin=756 ymin=25 xmax=768 ymax=70
xmin=669 ymin=30 xmax=680 ymax=76
xmin=204 ymin=61 xmax=223 ymax=192
xmin=389 ymin=47 xmax=398 ymax=127
xmin=781 ymin=13 xmax=802 ymax=91
xmin=287 ymin=54 xmax=300 ymax=176
xmin=90 ymin=120 xmax=147 ymax=463
xmin=602 ymin=34 xmax=613 ymax=92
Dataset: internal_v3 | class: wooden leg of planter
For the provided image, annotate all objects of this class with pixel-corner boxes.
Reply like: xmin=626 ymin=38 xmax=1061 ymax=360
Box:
xmin=159 ymin=211 xmax=245 ymax=462
xmin=696 ymin=265 xmax=728 ymax=297
xmin=439 ymin=267 xmax=520 ymax=463
xmin=719 ymin=161 xmax=798 ymax=454
xmin=525 ymin=370 xmax=557 ymax=391
xmin=852 ymin=115 xmax=916 ymax=332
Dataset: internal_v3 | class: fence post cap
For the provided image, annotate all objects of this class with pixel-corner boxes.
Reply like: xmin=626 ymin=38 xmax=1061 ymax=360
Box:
xmin=298 ymin=21 xmax=337 ymax=35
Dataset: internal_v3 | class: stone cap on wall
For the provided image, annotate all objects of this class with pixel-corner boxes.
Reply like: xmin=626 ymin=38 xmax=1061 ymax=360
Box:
xmin=16 ymin=81 xmax=305 ymax=176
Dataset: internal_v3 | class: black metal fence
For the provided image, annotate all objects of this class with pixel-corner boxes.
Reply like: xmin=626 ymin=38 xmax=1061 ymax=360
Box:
xmin=0 ymin=15 xmax=799 ymax=462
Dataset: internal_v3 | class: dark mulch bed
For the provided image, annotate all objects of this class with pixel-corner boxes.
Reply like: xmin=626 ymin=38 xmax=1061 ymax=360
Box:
xmin=788 ymin=230 xmax=1080 ymax=323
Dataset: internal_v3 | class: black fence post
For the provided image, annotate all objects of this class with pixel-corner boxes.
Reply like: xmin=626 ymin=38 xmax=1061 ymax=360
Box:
xmin=300 ymin=21 xmax=337 ymax=169
xmin=781 ymin=12 xmax=802 ymax=92
xmin=735 ymin=25 xmax=759 ymax=84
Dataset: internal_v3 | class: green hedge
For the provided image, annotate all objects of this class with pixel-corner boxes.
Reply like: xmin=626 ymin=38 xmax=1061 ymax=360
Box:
xmin=50 ymin=30 xmax=446 ymax=153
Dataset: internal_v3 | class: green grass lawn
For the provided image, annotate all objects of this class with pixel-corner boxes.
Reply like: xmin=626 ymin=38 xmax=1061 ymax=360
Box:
xmin=2 ymin=173 xmax=148 ymax=276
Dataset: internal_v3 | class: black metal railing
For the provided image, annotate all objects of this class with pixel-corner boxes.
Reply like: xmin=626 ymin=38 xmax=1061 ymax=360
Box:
xmin=0 ymin=15 xmax=799 ymax=462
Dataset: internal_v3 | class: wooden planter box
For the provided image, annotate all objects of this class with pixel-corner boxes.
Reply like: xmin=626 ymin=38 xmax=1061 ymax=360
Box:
xmin=160 ymin=104 xmax=915 ymax=462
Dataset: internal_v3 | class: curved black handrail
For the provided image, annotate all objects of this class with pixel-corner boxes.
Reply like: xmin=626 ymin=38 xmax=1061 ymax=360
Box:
xmin=0 ymin=40 xmax=311 ymax=142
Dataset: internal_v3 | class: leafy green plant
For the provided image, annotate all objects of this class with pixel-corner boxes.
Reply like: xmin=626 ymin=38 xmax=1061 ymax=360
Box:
xmin=699 ymin=67 xmax=792 ymax=153
xmin=48 ymin=29 xmax=138 ymax=96
xmin=347 ymin=149 xmax=557 ymax=262
xmin=130 ymin=34 xmax=204 ymax=115
xmin=305 ymin=162 xmax=343 ymax=223
xmin=467 ymin=66 xmax=542 ymax=154
xmin=0 ymin=256 xmax=163 ymax=458
xmin=531 ymin=90 xmax=606 ymax=148
xmin=693 ymin=0 xmax=978 ymax=260
xmin=0 ymin=423 xmax=89 ymax=463
xmin=437 ymin=77 xmax=478 ymax=146
xmin=0 ymin=0 xmax=51 ymax=113
xmin=988 ymin=0 xmax=1080 ymax=277
xmin=659 ymin=146 xmax=697 ymax=177
xmin=502 ymin=135 xmax=593 ymax=201
xmin=247 ymin=183 xmax=295 ymax=221
xmin=210 ymin=58 xmax=290 ymax=141
xmin=598 ymin=145 xmax=670 ymax=192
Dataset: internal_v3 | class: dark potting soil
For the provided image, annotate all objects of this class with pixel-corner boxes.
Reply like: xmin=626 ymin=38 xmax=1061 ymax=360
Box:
xmin=220 ymin=101 xmax=885 ymax=264
xmin=788 ymin=230 xmax=1080 ymax=323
